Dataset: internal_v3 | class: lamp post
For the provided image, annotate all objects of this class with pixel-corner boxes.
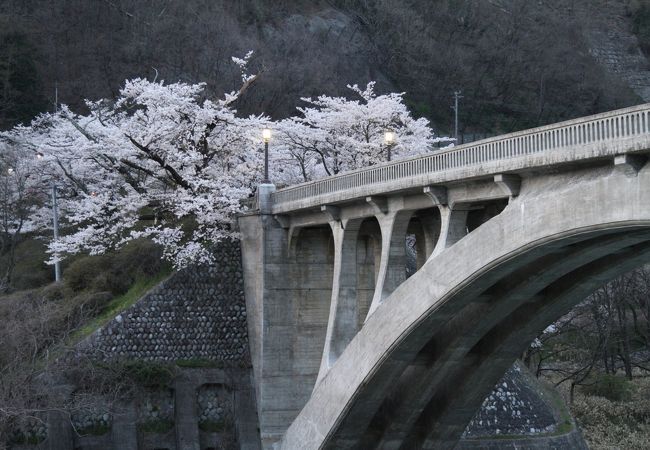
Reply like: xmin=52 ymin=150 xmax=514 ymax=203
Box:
xmin=262 ymin=127 xmax=272 ymax=184
xmin=384 ymin=130 xmax=396 ymax=162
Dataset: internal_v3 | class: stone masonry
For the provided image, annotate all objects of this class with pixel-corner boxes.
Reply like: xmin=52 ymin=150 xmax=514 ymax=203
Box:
xmin=80 ymin=239 xmax=249 ymax=364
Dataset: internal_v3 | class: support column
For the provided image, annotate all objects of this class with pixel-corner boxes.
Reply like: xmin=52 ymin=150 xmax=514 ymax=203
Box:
xmin=111 ymin=402 xmax=138 ymax=450
xmin=411 ymin=223 xmax=428 ymax=271
xmin=175 ymin=374 xmax=200 ymax=450
xmin=233 ymin=369 xmax=263 ymax=450
xmin=431 ymin=206 xmax=470 ymax=257
xmin=419 ymin=211 xmax=441 ymax=264
xmin=239 ymin=185 xmax=336 ymax=448
xmin=366 ymin=210 xmax=414 ymax=319
xmin=317 ymin=219 xmax=362 ymax=383
xmin=46 ymin=410 xmax=73 ymax=450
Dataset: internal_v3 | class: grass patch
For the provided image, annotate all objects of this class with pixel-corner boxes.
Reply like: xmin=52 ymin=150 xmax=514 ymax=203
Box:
xmin=68 ymin=270 xmax=171 ymax=344
xmin=175 ymin=358 xmax=221 ymax=369
xmin=199 ymin=419 xmax=231 ymax=433
xmin=121 ymin=361 xmax=175 ymax=389
xmin=76 ymin=422 xmax=111 ymax=436
xmin=137 ymin=419 xmax=174 ymax=434
xmin=543 ymin=378 xmax=575 ymax=434
xmin=8 ymin=434 xmax=45 ymax=445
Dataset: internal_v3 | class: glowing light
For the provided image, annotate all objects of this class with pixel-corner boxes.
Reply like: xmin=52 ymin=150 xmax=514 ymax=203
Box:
xmin=262 ymin=128 xmax=272 ymax=143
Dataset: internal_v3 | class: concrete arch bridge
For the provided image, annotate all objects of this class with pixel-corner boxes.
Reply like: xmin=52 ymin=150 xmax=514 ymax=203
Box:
xmin=238 ymin=104 xmax=650 ymax=449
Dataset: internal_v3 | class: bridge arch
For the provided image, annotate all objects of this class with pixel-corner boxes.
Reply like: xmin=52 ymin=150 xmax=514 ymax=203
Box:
xmin=281 ymin=164 xmax=650 ymax=449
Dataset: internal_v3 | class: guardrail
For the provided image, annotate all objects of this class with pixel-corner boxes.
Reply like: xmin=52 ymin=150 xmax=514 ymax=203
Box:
xmin=272 ymin=103 xmax=650 ymax=210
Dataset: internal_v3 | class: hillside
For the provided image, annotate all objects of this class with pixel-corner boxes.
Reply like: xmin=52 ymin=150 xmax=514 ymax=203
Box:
xmin=1 ymin=0 xmax=649 ymax=136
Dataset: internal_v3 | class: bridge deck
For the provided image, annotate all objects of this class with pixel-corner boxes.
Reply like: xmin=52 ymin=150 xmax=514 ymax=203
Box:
xmin=272 ymin=103 xmax=650 ymax=214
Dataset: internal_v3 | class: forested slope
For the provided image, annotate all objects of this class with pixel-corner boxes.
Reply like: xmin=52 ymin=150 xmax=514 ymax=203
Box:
xmin=1 ymin=0 xmax=649 ymax=135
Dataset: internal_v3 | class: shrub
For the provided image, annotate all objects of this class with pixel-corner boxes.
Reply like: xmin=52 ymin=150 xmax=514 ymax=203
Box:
xmin=198 ymin=419 xmax=232 ymax=432
xmin=120 ymin=361 xmax=175 ymax=389
xmin=64 ymin=256 xmax=112 ymax=294
xmin=137 ymin=419 xmax=174 ymax=434
xmin=571 ymin=377 xmax=650 ymax=450
xmin=40 ymin=283 xmax=65 ymax=301
xmin=74 ymin=422 xmax=110 ymax=436
xmin=70 ymin=291 xmax=114 ymax=317
xmin=582 ymin=374 xmax=633 ymax=402
xmin=64 ymin=239 xmax=165 ymax=295
xmin=1 ymin=238 xmax=52 ymax=291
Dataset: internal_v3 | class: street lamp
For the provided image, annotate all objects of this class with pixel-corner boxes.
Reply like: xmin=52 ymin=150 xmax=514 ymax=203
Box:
xmin=384 ymin=130 xmax=396 ymax=162
xmin=262 ymin=127 xmax=272 ymax=184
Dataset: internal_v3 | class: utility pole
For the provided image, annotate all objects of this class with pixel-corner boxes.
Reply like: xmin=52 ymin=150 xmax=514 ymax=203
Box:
xmin=51 ymin=184 xmax=61 ymax=283
xmin=452 ymin=90 xmax=463 ymax=143
xmin=54 ymin=81 xmax=59 ymax=114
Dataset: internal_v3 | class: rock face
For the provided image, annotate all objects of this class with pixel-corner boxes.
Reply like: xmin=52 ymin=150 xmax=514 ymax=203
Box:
xmin=572 ymin=0 xmax=650 ymax=102
xmin=81 ymin=239 xmax=249 ymax=364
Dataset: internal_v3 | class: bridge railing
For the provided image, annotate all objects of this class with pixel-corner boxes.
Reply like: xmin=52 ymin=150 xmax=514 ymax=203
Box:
xmin=271 ymin=103 xmax=650 ymax=210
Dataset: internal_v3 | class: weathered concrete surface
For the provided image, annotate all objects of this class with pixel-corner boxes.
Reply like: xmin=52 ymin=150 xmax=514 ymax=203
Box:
xmin=239 ymin=202 xmax=334 ymax=447
xmin=46 ymin=410 xmax=73 ymax=450
xmin=175 ymin=374 xmax=200 ymax=450
xmin=279 ymin=162 xmax=650 ymax=449
xmin=111 ymin=403 xmax=137 ymax=450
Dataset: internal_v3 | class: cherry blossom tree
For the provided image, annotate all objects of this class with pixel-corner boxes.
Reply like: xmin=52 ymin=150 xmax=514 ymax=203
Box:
xmin=1 ymin=67 xmax=446 ymax=269
xmin=0 ymin=144 xmax=47 ymax=291
xmin=1 ymin=53 xmax=268 ymax=268
xmin=271 ymin=82 xmax=450 ymax=184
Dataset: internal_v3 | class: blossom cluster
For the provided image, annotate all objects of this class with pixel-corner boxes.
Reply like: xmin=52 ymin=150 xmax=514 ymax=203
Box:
xmin=0 ymin=54 xmax=449 ymax=268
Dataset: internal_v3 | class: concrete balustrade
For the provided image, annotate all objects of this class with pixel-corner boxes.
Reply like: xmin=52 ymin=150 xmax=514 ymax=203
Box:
xmin=271 ymin=104 xmax=650 ymax=214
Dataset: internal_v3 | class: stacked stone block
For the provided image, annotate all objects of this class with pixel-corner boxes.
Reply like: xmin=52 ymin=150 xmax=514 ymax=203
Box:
xmin=198 ymin=384 xmax=233 ymax=428
xmin=463 ymin=362 xmax=557 ymax=438
xmin=81 ymin=240 xmax=249 ymax=364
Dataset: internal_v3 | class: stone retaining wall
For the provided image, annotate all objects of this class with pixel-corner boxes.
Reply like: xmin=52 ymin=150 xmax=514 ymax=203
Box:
xmin=80 ymin=240 xmax=249 ymax=364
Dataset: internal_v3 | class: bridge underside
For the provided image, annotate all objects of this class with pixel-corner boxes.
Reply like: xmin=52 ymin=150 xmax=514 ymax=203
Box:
xmin=278 ymin=162 xmax=650 ymax=449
